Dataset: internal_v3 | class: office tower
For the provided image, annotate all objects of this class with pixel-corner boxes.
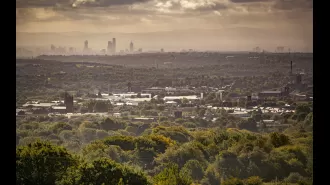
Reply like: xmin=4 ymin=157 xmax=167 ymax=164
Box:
xmin=84 ymin=40 xmax=88 ymax=51
xmin=130 ymin=41 xmax=134 ymax=52
xmin=127 ymin=82 xmax=132 ymax=92
xmin=296 ymin=74 xmax=302 ymax=85
xmin=112 ymin=38 xmax=116 ymax=53
xmin=174 ymin=111 xmax=182 ymax=118
xmin=64 ymin=92 xmax=73 ymax=113
xmin=51 ymin=44 xmax=56 ymax=51
xmin=107 ymin=41 xmax=113 ymax=54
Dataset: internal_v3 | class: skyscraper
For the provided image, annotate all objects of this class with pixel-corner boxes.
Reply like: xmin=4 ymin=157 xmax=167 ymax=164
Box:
xmin=112 ymin=38 xmax=116 ymax=53
xmin=130 ymin=41 xmax=134 ymax=52
xmin=51 ymin=44 xmax=56 ymax=51
xmin=64 ymin=92 xmax=73 ymax=113
xmin=84 ymin=40 xmax=88 ymax=52
xmin=107 ymin=41 xmax=113 ymax=54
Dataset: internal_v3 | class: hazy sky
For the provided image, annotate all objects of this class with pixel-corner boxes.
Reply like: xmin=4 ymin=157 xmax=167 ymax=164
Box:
xmin=16 ymin=0 xmax=313 ymax=51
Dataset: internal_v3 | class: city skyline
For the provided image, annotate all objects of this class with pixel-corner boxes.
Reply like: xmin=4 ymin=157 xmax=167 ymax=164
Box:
xmin=16 ymin=0 xmax=313 ymax=52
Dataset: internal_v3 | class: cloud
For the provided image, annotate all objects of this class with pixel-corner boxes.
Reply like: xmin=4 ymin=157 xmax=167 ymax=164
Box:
xmin=273 ymin=0 xmax=313 ymax=10
xmin=71 ymin=0 xmax=151 ymax=8
xmin=16 ymin=0 xmax=153 ymax=8
xmin=193 ymin=2 xmax=228 ymax=12
xmin=214 ymin=10 xmax=222 ymax=15
xmin=16 ymin=0 xmax=313 ymax=36
xmin=135 ymin=0 xmax=228 ymax=14
xmin=229 ymin=0 xmax=270 ymax=3
xmin=16 ymin=0 xmax=72 ymax=8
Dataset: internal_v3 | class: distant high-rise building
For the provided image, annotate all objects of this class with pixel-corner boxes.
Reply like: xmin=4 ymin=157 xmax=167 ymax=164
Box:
xmin=130 ymin=41 xmax=134 ymax=52
xmin=296 ymin=74 xmax=302 ymax=85
xmin=64 ymin=92 xmax=73 ymax=113
xmin=69 ymin=47 xmax=75 ymax=53
xmin=112 ymin=38 xmax=116 ymax=53
xmin=127 ymin=82 xmax=132 ymax=92
xmin=161 ymin=48 xmax=164 ymax=52
xmin=51 ymin=44 xmax=56 ymax=51
xmin=107 ymin=41 xmax=113 ymax=54
xmin=84 ymin=40 xmax=88 ymax=51
xmin=174 ymin=111 xmax=182 ymax=118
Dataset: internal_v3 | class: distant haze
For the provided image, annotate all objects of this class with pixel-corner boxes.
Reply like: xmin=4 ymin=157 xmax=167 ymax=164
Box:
xmin=16 ymin=0 xmax=313 ymax=52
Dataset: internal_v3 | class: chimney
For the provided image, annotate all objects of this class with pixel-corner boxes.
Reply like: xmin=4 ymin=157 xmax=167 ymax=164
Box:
xmin=290 ymin=61 xmax=293 ymax=75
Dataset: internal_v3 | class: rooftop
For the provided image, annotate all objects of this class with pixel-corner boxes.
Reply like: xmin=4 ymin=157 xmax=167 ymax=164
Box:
xmin=165 ymin=101 xmax=177 ymax=104
xmin=23 ymin=103 xmax=58 ymax=107
xmin=52 ymin=106 xmax=66 ymax=110
xmin=229 ymin=111 xmax=249 ymax=115
xmin=164 ymin=95 xmax=199 ymax=100
xmin=133 ymin=117 xmax=154 ymax=120
xmin=260 ymin=91 xmax=281 ymax=94
xmin=262 ymin=120 xmax=275 ymax=122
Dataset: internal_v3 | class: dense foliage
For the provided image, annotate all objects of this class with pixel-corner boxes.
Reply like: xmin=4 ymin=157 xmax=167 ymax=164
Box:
xmin=16 ymin=110 xmax=313 ymax=185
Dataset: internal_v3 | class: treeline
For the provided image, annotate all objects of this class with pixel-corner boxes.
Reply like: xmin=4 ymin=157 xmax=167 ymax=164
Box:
xmin=16 ymin=103 xmax=313 ymax=184
xmin=17 ymin=123 xmax=312 ymax=185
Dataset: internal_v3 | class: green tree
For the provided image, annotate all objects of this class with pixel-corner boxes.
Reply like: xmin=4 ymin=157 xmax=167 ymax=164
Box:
xmin=51 ymin=122 xmax=73 ymax=134
xmin=182 ymin=98 xmax=189 ymax=104
xmin=180 ymin=160 xmax=204 ymax=181
xmin=81 ymin=140 xmax=123 ymax=162
xmin=198 ymin=109 xmax=206 ymax=117
xmin=295 ymin=104 xmax=311 ymax=115
xmin=284 ymin=172 xmax=304 ymax=183
xmin=237 ymin=118 xmax=257 ymax=131
xmin=269 ymin=132 xmax=290 ymax=147
xmin=222 ymin=177 xmax=244 ymax=185
xmin=154 ymin=163 xmax=192 ymax=185
xmin=16 ymin=141 xmax=77 ymax=185
xmin=244 ymin=176 xmax=263 ymax=185
xmin=100 ymin=118 xmax=126 ymax=131
xmin=103 ymin=135 xmax=136 ymax=150
xmin=304 ymin=112 xmax=313 ymax=125
xmin=74 ymin=158 xmax=150 ymax=185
